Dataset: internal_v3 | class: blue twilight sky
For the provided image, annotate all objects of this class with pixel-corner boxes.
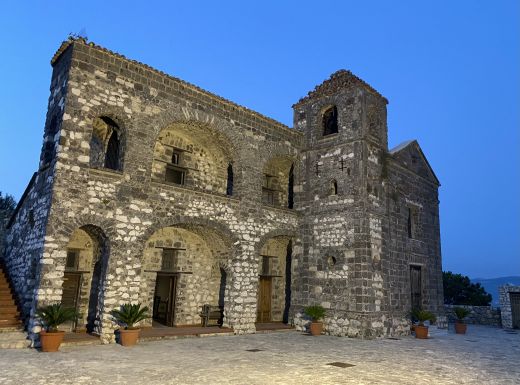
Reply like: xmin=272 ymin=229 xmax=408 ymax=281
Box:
xmin=0 ymin=1 xmax=518 ymax=279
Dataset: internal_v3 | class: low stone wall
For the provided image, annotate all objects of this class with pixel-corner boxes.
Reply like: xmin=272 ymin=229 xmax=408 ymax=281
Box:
xmin=444 ymin=305 xmax=501 ymax=326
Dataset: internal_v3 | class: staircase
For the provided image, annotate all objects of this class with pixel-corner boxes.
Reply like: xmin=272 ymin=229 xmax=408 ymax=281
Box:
xmin=0 ymin=265 xmax=29 ymax=348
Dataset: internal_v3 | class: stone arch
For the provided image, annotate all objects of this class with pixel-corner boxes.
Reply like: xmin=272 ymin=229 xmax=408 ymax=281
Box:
xmin=322 ymin=105 xmax=338 ymax=136
xmin=255 ymin=231 xmax=297 ymax=324
xmin=138 ymin=219 xmax=237 ymax=328
xmin=261 ymin=154 xmax=298 ymax=209
xmin=84 ymin=106 xmax=130 ymax=172
xmin=330 ymin=179 xmax=338 ymax=196
xmin=57 ymin=223 xmax=110 ymax=335
xmin=151 ymin=120 xmax=239 ymax=195
xmin=136 ymin=216 xmax=240 ymax=258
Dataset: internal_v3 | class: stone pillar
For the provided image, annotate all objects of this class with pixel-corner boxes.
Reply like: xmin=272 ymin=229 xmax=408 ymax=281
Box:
xmin=224 ymin=242 xmax=258 ymax=334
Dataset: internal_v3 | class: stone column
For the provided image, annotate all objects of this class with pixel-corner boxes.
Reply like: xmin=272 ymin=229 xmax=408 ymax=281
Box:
xmin=224 ymin=242 xmax=258 ymax=334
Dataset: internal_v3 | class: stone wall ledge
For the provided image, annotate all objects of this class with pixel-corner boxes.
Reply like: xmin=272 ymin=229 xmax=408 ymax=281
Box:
xmin=444 ymin=304 xmax=501 ymax=327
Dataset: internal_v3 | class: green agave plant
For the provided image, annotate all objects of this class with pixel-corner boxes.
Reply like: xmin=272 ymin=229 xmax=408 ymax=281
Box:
xmin=111 ymin=303 xmax=150 ymax=329
xmin=453 ymin=307 xmax=471 ymax=321
xmin=36 ymin=303 xmax=77 ymax=332
xmin=411 ymin=309 xmax=437 ymax=326
xmin=304 ymin=305 xmax=326 ymax=322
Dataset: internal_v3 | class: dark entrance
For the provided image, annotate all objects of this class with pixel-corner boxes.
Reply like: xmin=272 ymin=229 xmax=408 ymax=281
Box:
xmin=257 ymin=277 xmax=272 ymax=322
xmin=511 ymin=292 xmax=520 ymax=329
xmin=153 ymin=274 xmax=178 ymax=327
xmin=410 ymin=265 xmax=422 ymax=310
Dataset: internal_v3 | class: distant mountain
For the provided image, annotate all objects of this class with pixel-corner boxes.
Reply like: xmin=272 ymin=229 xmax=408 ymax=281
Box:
xmin=472 ymin=276 xmax=520 ymax=307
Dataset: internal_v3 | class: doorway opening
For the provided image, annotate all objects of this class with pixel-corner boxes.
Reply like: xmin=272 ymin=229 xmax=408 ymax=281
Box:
xmin=152 ymin=273 xmax=178 ymax=327
xmin=410 ymin=265 xmax=422 ymax=311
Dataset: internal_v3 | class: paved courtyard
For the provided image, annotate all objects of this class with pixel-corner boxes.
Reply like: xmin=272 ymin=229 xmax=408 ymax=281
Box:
xmin=0 ymin=325 xmax=518 ymax=385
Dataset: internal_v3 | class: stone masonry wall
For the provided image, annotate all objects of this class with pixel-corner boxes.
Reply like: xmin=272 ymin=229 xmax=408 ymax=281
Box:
xmin=290 ymin=71 xmax=442 ymax=338
xmin=19 ymin=39 xmax=302 ymax=343
xmin=444 ymin=305 xmax=501 ymax=326
xmin=4 ymin=40 xmax=443 ymax=343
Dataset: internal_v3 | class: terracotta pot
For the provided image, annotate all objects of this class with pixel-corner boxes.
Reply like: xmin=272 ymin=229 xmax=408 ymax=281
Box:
xmin=309 ymin=322 xmax=323 ymax=336
xmin=40 ymin=330 xmax=65 ymax=352
xmin=414 ymin=325 xmax=429 ymax=339
xmin=455 ymin=322 xmax=467 ymax=334
xmin=119 ymin=328 xmax=140 ymax=346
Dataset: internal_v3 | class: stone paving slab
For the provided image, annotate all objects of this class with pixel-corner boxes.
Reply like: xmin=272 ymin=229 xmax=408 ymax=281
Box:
xmin=0 ymin=325 xmax=518 ymax=384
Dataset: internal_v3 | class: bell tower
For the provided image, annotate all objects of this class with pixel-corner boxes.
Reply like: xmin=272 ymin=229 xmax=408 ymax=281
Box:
xmin=292 ymin=70 xmax=393 ymax=338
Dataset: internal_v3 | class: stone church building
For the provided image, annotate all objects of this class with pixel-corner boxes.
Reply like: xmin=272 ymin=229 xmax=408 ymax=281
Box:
xmin=2 ymin=38 xmax=443 ymax=343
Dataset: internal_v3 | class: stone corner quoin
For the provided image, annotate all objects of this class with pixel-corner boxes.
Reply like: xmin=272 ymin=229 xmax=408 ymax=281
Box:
xmin=2 ymin=37 xmax=443 ymax=344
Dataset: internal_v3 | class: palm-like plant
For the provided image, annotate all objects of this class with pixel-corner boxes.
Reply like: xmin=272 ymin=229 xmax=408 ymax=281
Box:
xmin=411 ymin=309 xmax=437 ymax=326
xmin=454 ymin=307 xmax=470 ymax=322
xmin=111 ymin=303 xmax=150 ymax=329
xmin=36 ymin=304 xmax=77 ymax=332
xmin=304 ymin=305 xmax=326 ymax=322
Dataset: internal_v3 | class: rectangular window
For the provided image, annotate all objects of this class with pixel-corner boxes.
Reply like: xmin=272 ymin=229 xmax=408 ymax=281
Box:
xmin=408 ymin=207 xmax=419 ymax=239
xmin=161 ymin=249 xmax=178 ymax=271
xmin=171 ymin=151 xmax=181 ymax=165
xmin=165 ymin=164 xmax=186 ymax=185
xmin=261 ymin=256 xmax=270 ymax=276
xmin=262 ymin=174 xmax=276 ymax=205
xmin=66 ymin=250 xmax=79 ymax=271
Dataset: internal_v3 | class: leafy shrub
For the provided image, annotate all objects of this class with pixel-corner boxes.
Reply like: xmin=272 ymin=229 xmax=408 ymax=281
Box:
xmin=304 ymin=305 xmax=326 ymax=322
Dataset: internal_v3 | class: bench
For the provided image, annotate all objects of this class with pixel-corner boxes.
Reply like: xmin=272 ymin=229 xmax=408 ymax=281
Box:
xmin=200 ymin=304 xmax=223 ymax=327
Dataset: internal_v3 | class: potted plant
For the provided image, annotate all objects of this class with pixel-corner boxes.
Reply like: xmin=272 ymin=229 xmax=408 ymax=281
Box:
xmin=304 ymin=305 xmax=326 ymax=336
xmin=111 ymin=303 xmax=150 ymax=347
xmin=36 ymin=303 xmax=77 ymax=352
xmin=411 ymin=309 xmax=436 ymax=339
xmin=453 ymin=307 xmax=470 ymax=334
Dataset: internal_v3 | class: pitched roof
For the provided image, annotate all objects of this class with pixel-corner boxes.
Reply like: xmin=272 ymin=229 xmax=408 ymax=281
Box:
xmin=390 ymin=140 xmax=440 ymax=185
xmin=293 ymin=69 xmax=388 ymax=107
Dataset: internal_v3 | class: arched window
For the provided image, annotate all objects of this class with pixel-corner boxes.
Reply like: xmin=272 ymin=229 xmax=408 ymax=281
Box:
xmin=104 ymin=131 xmax=120 ymax=170
xmin=330 ymin=179 xmax=338 ymax=196
xmin=226 ymin=163 xmax=234 ymax=196
xmin=90 ymin=116 xmax=123 ymax=171
xmin=322 ymin=106 xmax=338 ymax=136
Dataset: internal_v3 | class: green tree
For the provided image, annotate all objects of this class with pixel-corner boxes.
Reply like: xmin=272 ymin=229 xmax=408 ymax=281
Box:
xmin=0 ymin=192 xmax=17 ymax=254
xmin=443 ymin=271 xmax=492 ymax=306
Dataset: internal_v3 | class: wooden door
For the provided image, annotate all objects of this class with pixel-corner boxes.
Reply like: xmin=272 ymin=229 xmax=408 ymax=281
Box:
xmin=61 ymin=272 xmax=81 ymax=331
xmin=257 ymin=277 xmax=272 ymax=322
xmin=62 ymin=273 xmax=81 ymax=310
xmin=166 ymin=275 xmax=177 ymax=327
xmin=511 ymin=293 xmax=520 ymax=329
xmin=410 ymin=265 xmax=422 ymax=310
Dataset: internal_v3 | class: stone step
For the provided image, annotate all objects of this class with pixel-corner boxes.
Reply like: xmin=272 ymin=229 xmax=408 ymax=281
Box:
xmin=0 ymin=307 xmax=19 ymax=315
xmin=0 ymin=319 xmax=22 ymax=327
xmin=0 ymin=331 xmax=29 ymax=349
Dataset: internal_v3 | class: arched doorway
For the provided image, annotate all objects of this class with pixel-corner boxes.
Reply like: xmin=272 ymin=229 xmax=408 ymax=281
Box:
xmin=60 ymin=225 xmax=109 ymax=334
xmin=140 ymin=225 xmax=232 ymax=328
xmin=256 ymin=236 xmax=293 ymax=324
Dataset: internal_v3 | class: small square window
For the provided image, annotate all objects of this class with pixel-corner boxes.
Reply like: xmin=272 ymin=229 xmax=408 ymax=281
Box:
xmin=66 ymin=250 xmax=79 ymax=271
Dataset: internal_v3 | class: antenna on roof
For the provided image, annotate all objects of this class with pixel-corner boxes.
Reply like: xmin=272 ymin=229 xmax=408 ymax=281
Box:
xmin=68 ymin=28 xmax=88 ymax=41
